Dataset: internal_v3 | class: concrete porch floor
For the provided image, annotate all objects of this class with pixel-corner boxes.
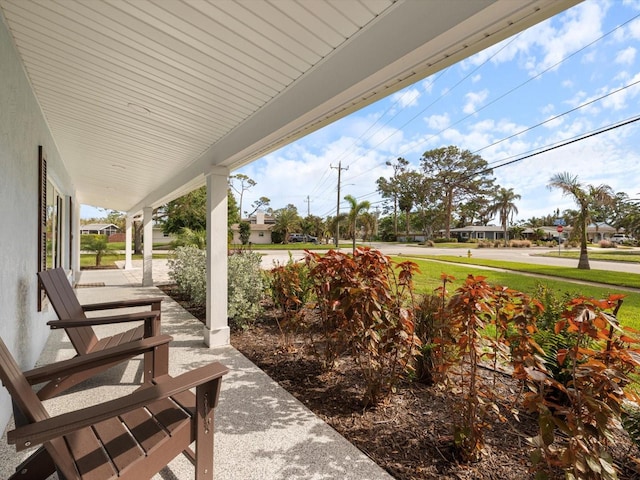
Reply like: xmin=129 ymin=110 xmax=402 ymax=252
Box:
xmin=0 ymin=265 xmax=392 ymax=479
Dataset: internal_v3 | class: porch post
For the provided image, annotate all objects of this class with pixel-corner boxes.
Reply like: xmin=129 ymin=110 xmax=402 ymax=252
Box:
xmin=204 ymin=166 xmax=230 ymax=347
xmin=71 ymin=198 xmax=81 ymax=279
xmin=142 ymin=207 xmax=153 ymax=286
xmin=124 ymin=215 xmax=133 ymax=270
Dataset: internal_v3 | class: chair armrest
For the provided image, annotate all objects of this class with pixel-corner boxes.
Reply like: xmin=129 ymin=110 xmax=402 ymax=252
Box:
xmin=9 ymin=362 xmax=229 ymax=451
xmin=47 ymin=311 xmax=159 ymax=329
xmin=23 ymin=335 xmax=173 ymax=385
xmin=81 ymin=297 xmax=164 ymax=312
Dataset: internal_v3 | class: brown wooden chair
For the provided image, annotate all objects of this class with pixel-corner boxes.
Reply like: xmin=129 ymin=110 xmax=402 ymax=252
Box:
xmin=0 ymin=336 xmax=228 ymax=480
xmin=37 ymin=268 xmax=166 ymax=400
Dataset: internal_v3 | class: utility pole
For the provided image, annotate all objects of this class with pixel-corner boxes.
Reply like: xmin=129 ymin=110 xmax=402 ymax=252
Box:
xmin=305 ymin=195 xmax=311 ymax=217
xmin=330 ymin=161 xmax=349 ymax=248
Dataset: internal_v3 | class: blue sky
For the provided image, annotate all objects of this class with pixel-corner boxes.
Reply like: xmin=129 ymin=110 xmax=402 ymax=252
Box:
xmin=83 ymin=0 xmax=640 ymax=224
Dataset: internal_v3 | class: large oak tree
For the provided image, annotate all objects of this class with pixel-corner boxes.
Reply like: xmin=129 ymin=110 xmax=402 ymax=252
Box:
xmin=420 ymin=146 xmax=494 ymax=239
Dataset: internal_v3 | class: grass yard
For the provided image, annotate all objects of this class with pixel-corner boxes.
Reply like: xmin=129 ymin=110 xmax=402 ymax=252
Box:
xmin=391 ymin=256 xmax=640 ymax=330
xmin=536 ymin=249 xmax=640 ymax=263
xmin=407 ymin=254 xmax=640 ymax=289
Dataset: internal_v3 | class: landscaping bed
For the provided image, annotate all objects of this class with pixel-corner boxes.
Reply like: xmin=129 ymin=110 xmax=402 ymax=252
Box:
xmin=159 ymin=284 xmax=640 ymax=479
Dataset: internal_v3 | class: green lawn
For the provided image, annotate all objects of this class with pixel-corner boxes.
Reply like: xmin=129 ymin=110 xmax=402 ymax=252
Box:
xmin=536 ymin=249 xmax=640 ymax=263
xmin=404 ymin=255 xmax=640 ymax=289
xmin=390 ymin=256 xmax=640 ymax=330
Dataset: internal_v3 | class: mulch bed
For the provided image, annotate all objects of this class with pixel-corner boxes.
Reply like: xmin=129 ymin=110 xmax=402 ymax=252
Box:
xmin=158 ymin=284 xmax=640 ymax=479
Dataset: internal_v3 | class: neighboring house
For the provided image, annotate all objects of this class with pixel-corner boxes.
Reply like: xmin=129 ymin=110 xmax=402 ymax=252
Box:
xmin=586 ymin=222 xmax=617 ymax=242
xmin=522 ymin=226 xmax=564 ymax=241
xmin=230 ymin=212 xmax=275 ymax=245
xmin=449 ymin=225 xmax=506 ymax=242
xmin=79 ymin=223 xmax=120 ymax=236
xmin=152 ymin=227 xmax=176 ymax=246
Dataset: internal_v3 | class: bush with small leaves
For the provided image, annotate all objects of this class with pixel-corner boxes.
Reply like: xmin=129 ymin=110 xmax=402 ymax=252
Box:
xmin=168 ymin=246 xmax=206 ymax=305
xmin=227 ymin=251 xmax=265 ymax=329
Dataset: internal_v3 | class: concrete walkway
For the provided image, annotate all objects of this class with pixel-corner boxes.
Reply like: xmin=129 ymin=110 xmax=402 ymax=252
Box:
xmin=0 ymin=265 xmax=393 ymax=480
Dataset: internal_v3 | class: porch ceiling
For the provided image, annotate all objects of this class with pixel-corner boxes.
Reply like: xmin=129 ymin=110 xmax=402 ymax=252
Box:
xmin=0 ymin=0 xmax=580 ymax=215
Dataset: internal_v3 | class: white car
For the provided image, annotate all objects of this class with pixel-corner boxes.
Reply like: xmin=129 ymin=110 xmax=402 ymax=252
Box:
xmin=610 ymin=234 xmax=634 ymax=244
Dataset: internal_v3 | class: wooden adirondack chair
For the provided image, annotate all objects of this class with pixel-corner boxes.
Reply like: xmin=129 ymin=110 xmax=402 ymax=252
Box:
xmin=37 ymin=268 xmax=167 ymax=400
xmin=0 ymin=337 xmax=228 ymax=480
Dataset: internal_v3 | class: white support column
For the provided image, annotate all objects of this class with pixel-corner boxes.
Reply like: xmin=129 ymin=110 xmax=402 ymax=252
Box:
xmin=124 ymin=215 xmax=133 ymax=270
xmin=204 ymin=167 xmax=230 ymax=347
xmin=142 ymin=207 xmax=153 ymax=286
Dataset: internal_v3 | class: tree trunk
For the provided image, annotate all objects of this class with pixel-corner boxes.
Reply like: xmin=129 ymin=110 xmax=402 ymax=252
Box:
xmin=578 ymin=218 xmax=591 ymax=270
xmin=393 ymin=197 xmax=398 ymax=238
xmin=133 ymin=221 xmax=143 ymax=254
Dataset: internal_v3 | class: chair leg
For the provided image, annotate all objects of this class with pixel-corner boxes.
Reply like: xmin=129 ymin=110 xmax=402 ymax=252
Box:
xmin=143 ymin=343 xmax=169 ymax=383
xmin=9 ymin=446 xmax=56 ymax=480
xmin=195 ymin=380 xmax=220 ymax=480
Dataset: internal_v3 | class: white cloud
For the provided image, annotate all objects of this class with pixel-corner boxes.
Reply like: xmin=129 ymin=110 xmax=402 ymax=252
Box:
xmin=391 ymin=88 xmax=421 ymax=108
xmin=425 ymin=113 xmax=450 ymax=130
xmin=463 ymin=89 xmax=489 ymax=114
xmin=615 ymin=46 xmax=636 ymax=64
xmin=628 ymin=17 xmax=640 ymax=39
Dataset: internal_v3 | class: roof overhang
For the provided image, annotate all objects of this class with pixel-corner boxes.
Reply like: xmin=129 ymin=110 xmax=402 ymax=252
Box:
xmin=0 ymin=0 xmax=582 ymax=215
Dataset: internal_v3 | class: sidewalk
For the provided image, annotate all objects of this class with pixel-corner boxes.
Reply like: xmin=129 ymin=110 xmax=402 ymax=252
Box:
xmin=0 ymin=265 xmax=393 ymax=479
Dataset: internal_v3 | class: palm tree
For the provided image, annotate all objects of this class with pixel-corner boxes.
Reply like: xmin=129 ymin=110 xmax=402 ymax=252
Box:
xmin=273 ymin=205 xmax=300 ymax=244
xmin=548 ymin=172 xmax=614 ymax=270
xmin=487 ymin=187 xmax=521 ymax=246
xmin=171 ymin=227 xmax=206 ymax=249
xmin=344 ymin=194 xmax=370 ymax=254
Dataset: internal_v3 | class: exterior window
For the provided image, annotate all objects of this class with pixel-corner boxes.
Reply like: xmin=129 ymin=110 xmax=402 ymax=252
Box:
xmin=46 ymin=180 xmax=62 ymax=269
xmin=477 ymin=233 xmax=485 ymax=240
xmin=259 ymin=232 xmax=264 ymax=237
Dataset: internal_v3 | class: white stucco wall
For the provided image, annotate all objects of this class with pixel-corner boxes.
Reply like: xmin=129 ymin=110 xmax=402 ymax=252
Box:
xmin=0 ymin=13 xmax=74 ymax=430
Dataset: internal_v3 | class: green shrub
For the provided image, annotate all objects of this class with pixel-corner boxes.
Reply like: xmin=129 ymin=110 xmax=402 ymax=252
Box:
xmin=81 ymin=234 xmax=109 ymax=266
xmin=168 ymin=247 xmax=264 ymax=328
xmin=168 ymin=246 xmax=206 ymax=305
xmin=414 ymin=292 xmax=452 ymax=385
xmin=433 ymin=237 xmax=458 ymax=243
xmin=227 ymin=251 xmax=264 ymax=329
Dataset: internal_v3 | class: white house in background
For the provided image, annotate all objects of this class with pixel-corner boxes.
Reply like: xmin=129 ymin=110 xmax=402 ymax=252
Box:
xmin=449 ymin=225 xmax=506 ymax=242
xmin=231 ymin=212 xmax=275 ymax=245
xmin=152 ymin=227 xmax=176 ymax=246
xmin=79 ymin=223 xmax=120 ymax=236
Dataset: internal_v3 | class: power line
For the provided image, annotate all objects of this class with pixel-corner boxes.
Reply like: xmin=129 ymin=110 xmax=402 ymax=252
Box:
xmin=348 ymin=113 xmax=640 ymax=208
xmin=474 ymin=113 xmax=640 ymax=177
xmin=345 ymin=11 xmax=640 ymax=184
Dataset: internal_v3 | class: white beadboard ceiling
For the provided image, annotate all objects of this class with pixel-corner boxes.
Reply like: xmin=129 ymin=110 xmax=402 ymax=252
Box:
xmin=0 ymin=0 xmax=581 ymax=215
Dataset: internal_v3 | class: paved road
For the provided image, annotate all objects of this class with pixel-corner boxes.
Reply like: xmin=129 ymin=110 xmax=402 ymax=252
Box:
xmin=259 ymin=243 xmax=639 ymax=275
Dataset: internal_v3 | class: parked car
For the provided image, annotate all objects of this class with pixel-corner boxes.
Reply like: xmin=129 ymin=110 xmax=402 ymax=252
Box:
xmin=610 ymin=234 xmax=634 ymax=244
xmin=289 ymin=233 xmax=318 ymax=244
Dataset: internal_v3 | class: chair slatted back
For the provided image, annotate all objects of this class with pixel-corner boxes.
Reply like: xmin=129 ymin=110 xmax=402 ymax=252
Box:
xmin=38 ymin=268 xmax=97 ymax=355
xmin=0 ymin=338 xmax=78 ymax=477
